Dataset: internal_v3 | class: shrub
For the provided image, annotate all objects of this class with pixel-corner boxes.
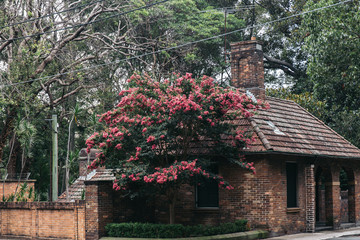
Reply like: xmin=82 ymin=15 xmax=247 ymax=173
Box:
xmin=105 ymin=220 xmax=249 ymax=238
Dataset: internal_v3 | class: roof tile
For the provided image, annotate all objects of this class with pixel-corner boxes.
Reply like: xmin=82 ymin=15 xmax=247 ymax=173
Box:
xmin=245 ymin=97 xmax=360 ymax=158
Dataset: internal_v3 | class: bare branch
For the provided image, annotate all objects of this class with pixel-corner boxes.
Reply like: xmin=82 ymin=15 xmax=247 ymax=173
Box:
xmin=30 ymin=3 xmax=105 ymax=79
xmin=0 ymin=40 xmax=13 ymax=53
xmin=264 ymin=53 xmax=299 ymax=77
xmin=49 ymin=85 xmax=93 ymax=107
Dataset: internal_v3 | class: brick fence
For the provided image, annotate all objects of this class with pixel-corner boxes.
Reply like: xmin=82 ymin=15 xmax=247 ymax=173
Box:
xmin=0 ymin=180 xmax=35 ymax=201
xmin=0 ymin=201 xmax=85 ymax=239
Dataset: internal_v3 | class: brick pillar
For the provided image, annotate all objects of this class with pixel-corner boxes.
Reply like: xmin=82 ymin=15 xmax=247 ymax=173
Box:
xmin=30 ymin=204 xmax=38 ymax=238
xmin=348 ymin=181 xmax=356 ymax=223
xmin=85 ymin=180 xmax=114 ymax=240
xmin=305 ymin=164 xmax=315 ymax=232
xmin=75 ymin=200 xmax=86 ymax=240
xmin=325 ymin=180 xmax=341 ymax=229
xmin=332 ymin=181 xmax=341 ymax=229
xmin=354 ymin=169 xmax=360 ymax=225
xmin=230 ymin=38 xmax=265 ymax=100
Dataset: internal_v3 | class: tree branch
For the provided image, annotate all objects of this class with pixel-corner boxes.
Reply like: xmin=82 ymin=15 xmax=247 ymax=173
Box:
xmin=263 ymin=53 xmax=299 ymax=77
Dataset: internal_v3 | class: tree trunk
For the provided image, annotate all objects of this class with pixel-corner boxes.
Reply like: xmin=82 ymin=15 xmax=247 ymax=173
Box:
xmin=168 ymin=189 xmax=177 ymax=224
xmin=7 ymin=137 xmax=21 ymax=177
xmin=169 ymin=201 xmax=175 ymax=224
xmin=0 ymin=107 xmax=17 ymax=163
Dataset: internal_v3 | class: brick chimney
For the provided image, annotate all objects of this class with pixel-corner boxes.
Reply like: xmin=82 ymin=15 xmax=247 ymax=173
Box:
xmin=78 ymin=148 xmax=100 ymax=177
xmin=230 ymin=37 xmax=265 ymax=100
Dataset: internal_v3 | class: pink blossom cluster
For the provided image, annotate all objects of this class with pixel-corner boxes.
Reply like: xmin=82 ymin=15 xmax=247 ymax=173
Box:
xmin=85 ymin=73 xmax=268 ymax=187
xmin=114 ymin=159 xmax=235 ymax=190
xmin=142 ymin=160 xmax=208 ymax=184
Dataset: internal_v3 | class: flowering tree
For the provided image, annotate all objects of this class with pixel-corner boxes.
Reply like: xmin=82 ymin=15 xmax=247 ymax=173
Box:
xmin=86 ymin=73 xmax=268 ymax=224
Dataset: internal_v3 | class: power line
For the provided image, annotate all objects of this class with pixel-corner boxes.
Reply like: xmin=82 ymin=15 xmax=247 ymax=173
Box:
xmin=0 ymin=0 xmax=171 ymax=44
xmin=0 ymin=0 xmax=352 ymax=88
xmin=0 ymin=0 xmax=104 ymax=30
xmin=198 ymin=6 xmax=255 ymax=13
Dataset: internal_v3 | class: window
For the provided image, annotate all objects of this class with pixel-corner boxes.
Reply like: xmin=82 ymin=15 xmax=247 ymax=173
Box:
xmin=286 ymin=162 xmax=298 ymax=208
xmin=196 ymin=165 xmax=219 ymax=208
xmin=196 ymin=179 xmax=219 ymax=208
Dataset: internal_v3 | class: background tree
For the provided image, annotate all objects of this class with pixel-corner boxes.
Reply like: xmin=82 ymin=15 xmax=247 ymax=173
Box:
xmin=301 ymin=0 xmax=360 ymax=146
xmin=86 ymin=73 xmax=267 ymax=223
xmin=0 ymin=0 xmax=249 ymax=198
xmin=237 ymin=0 xmax=309 ymax=88
xmin=243 ymin=0 xmax=360 ymax=148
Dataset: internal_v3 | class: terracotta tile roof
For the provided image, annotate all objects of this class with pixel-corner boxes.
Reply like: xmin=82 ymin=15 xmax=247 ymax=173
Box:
xmin=245 ymin=96 xmax=360 ymax=158
xmin=57 ymin=169 xmax=115 ymax=202
xmin=90 ymin=169 xmax=116 ymax=181
xmin=57 ymin=178 xmax=85 ymax=202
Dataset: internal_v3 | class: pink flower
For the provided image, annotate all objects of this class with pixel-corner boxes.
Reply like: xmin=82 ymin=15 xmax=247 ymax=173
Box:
xmin=142 ymin=128 xmax=147 ymax=133
xmin=147 ymin=135 xmax=155 ymax=142
xmin=152 ymin=144 xmax=157 ymax=150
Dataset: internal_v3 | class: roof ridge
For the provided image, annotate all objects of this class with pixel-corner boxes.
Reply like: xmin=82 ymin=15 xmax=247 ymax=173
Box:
xmin=265 ymin=96 xmax=297 ymax=104
xmin=249 ymin=117 xmax=273 ymax=151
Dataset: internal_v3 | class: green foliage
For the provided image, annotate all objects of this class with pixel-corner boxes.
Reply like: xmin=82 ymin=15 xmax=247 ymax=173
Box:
xmin=240 ymin=0 xmax=309 ymax=87
xmin=303 ymin=0 xmax=360 ymax=112
xmin=340 ymin=168 xmax=348 ymax=191
xmin=2 ymin=182 xmax=35 ymax=202
xmin=117 ymin=0 xmax=245 ymax=79
xmin=327 ymin=110 xmax=360 ymax=148
xmin=105 ymin=220 xmax=249 ymax=238
xmin=301 ymin=0 xmax=360 ymax=147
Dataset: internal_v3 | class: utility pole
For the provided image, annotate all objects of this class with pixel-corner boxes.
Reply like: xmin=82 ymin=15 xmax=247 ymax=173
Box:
xmin=250 ymin=0 xmax=255 ymax=38
xmin=51 ymin=114 xmax=58 ymax=201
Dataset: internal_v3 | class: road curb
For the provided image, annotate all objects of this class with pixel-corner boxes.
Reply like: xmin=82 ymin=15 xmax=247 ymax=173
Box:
xmin=101 ymin=230 xmax=269 ymax=240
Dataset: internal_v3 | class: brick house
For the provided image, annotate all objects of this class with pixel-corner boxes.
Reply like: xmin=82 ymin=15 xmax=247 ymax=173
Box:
xmin=108 ymin=38 xmax=360 ymax=236
xmin=156 ymin=38 xmax=360 ymax=235
xmin=24 ymin=38 xmax=360 ymax=239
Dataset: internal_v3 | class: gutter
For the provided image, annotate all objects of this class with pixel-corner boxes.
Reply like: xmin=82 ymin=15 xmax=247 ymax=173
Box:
xmin=243 ymin=150 xmax=360 ymax=160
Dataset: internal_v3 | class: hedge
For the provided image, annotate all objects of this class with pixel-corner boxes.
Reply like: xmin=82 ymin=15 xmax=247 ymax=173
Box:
xmin=105 ymin=220 xmax=249 ymax=238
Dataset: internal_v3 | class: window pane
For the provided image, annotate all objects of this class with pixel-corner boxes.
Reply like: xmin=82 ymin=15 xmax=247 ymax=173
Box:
xmin=197 ymin=180 xmax=219 ymax=208
xmin=286 ymin=162 xmax=297 ymax=208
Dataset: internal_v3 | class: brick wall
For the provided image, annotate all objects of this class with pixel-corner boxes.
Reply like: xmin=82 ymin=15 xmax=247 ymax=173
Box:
xmin=107 ymin=156 xmax=360 ymax=237
xmin=0 ymin=201 xmax=85 ymax=239
xmin=111 ymin=155 xmax=309 ymax=235
xmin=0 ymin=180 xmax=35 ymax=201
